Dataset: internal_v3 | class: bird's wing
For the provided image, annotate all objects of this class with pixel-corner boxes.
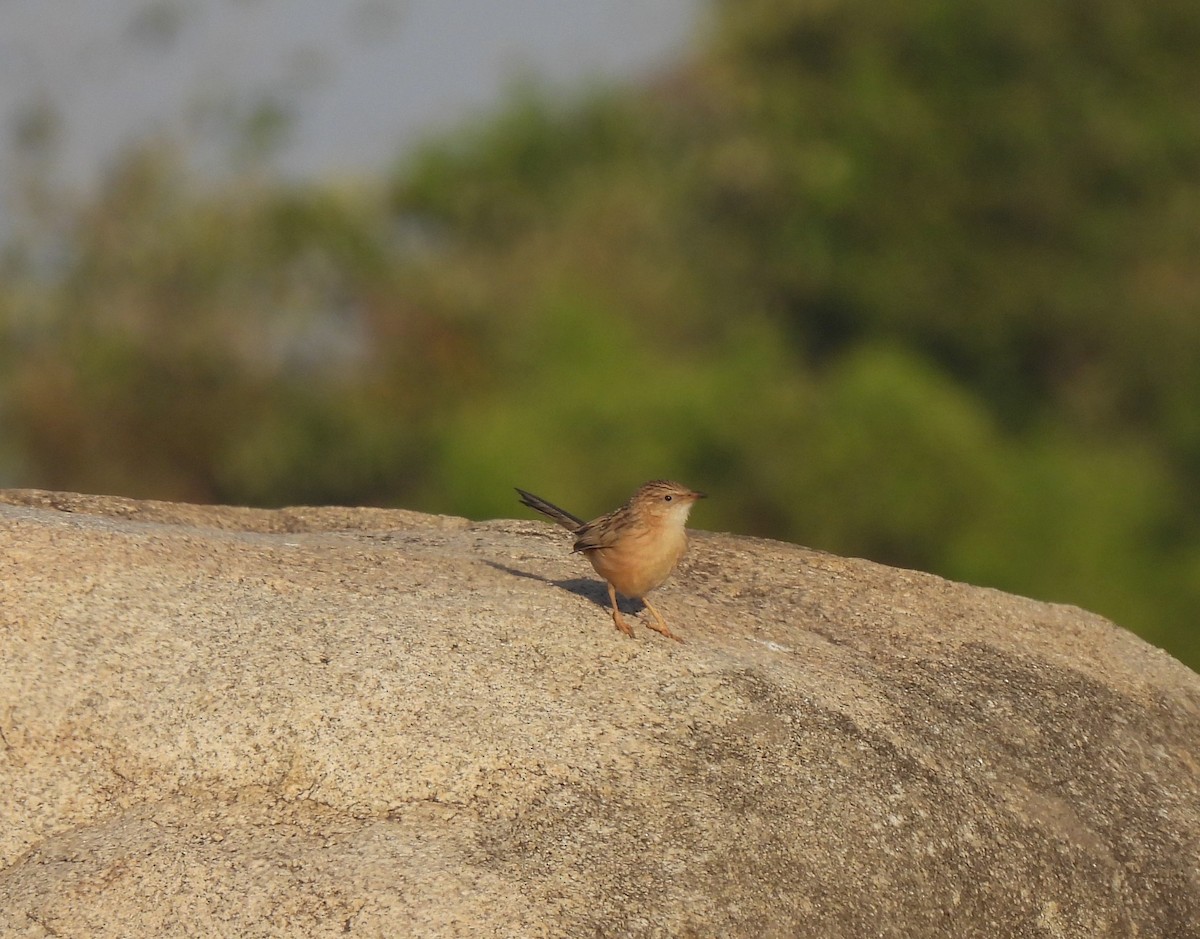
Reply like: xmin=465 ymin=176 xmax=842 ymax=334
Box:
xmin=572 ymin=510 xmax=622 ymax=553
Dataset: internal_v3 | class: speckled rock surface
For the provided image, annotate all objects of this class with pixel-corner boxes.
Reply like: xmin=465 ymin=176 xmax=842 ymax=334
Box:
xmin=1 ymin=488 xmax=1197 ymax=938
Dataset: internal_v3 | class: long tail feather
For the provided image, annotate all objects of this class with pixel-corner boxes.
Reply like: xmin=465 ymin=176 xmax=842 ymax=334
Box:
xmin=515 ymin=488 xmax=585 ymax=530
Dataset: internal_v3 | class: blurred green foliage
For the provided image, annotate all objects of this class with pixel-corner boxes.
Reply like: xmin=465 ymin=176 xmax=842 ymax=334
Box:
xmin=1 ymin=0 xmax=1197 ymax=670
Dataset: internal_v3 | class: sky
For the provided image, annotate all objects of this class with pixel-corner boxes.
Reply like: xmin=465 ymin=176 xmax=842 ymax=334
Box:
xmin=1 ymin=0 xmax=701 ymax=222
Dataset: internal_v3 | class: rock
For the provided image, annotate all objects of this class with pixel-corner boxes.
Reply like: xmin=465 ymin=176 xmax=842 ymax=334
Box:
xmin=1 ymin=488 xmax=1197 ymax=938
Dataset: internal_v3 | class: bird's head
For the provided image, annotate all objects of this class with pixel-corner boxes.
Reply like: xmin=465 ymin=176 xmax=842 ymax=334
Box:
xmin=630 ymin=480 xmax=706 ymax=527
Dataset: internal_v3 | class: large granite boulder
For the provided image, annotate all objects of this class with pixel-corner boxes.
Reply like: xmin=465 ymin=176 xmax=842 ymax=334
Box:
xmin=1 ymin=489 xmax=1197 ymax=937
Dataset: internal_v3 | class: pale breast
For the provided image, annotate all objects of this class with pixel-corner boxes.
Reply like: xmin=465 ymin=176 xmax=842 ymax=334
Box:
xmin=586 ymin=525 xmax=688 ymax=599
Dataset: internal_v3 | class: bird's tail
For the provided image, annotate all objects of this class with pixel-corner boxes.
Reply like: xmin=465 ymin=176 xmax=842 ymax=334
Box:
xmin=515 ymin=488 xmax=584 ymax=531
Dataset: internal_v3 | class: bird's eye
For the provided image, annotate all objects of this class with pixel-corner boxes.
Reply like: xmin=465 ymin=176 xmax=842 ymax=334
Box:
xmin=664 ymin=494 xmax=673 ymax=502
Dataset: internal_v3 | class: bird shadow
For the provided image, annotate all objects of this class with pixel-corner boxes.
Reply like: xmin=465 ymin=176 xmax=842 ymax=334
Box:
xmin=483 ymin=560 xmax=647 ymax=615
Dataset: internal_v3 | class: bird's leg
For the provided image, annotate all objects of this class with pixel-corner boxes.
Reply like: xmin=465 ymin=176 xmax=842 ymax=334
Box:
xmin=641 ymin=598 xmax=683 ymax=643
xmin=607 ymin=582 xmax=635 ymax=638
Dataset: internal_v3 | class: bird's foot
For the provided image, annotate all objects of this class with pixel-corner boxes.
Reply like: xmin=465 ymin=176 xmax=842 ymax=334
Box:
xmin=643 ymin=619 xmax=683 ymax=643
xmin=611 ymin=610 xmax=636 ymax=638
xmin=641 ymin=599 xmax=683 ymax=642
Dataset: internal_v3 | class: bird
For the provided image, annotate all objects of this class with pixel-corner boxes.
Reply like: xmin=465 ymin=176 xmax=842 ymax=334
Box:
xmin=515 ymin=480 xmax=706 ymax=641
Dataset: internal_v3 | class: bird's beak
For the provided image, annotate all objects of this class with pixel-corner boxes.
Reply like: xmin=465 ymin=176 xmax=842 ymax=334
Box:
xmin=692 ymin=490 xmax=707 ymax=501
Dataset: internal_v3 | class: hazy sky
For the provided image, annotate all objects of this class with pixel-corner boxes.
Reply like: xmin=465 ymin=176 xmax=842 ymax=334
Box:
xmin=1 ymin=0 xmax=701 ymax=208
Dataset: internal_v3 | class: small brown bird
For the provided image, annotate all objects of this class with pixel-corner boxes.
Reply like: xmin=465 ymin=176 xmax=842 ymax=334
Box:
xmin=516 ymin=480 xmax=706 ymax=641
